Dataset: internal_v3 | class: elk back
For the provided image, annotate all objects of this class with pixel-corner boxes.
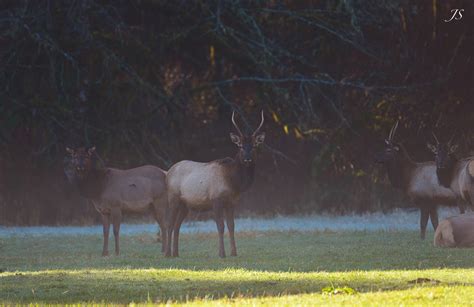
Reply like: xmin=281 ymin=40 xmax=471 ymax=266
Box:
xmin=434 ymin=214 xmax=474 ymax=248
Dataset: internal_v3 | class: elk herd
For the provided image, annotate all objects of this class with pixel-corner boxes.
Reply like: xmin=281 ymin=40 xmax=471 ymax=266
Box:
xmin=376 ymin=121 xmax=474 ymax=247
xmin=64 ymin=114 xmax=474 ymax=258
xmin=65 ymin=111 xmax=265 ymax=257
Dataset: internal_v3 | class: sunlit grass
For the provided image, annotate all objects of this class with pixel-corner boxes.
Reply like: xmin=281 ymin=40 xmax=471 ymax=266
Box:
xmin=182 ymin=285 xmax=474 ymax=306
xmin=1 ymin=230 xmax=474 ymax=304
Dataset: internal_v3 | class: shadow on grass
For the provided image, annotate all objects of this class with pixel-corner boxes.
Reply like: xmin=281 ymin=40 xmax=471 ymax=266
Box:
xmin=1 ymin=268 xmax=473 ymax=304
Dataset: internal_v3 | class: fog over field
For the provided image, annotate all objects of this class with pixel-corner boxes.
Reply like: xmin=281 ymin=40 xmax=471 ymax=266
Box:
xmin=0 ymin=208 xmax=463 ymax=237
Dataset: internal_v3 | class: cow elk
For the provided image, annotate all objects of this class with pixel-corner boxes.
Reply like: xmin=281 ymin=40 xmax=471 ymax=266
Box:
xmin=165 ymin=111 xmax=265 ymax=258
xmin=434 ymin=214 xmax=474 ymax=247
xmin=375 ymin=121 xmax=458 ymax=239
xmin=64 ymin=147 xmax=168 ymax=256
xmin=427 ymin=133 xmax=474 ymax=211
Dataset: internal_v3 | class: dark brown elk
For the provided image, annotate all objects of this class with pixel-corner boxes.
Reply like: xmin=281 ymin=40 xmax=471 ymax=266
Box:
xmin=375 ymin=121 xmax=458 ymax=239
xmin=64 ymin=147 xmax=168 ymax=256
xmin=434 ymin=214 xmax=474 ymax=247
xmin=165 ymin=111 xmax=265 ymax=258
xmin=427 ymin=134 xmax=474 ymax=211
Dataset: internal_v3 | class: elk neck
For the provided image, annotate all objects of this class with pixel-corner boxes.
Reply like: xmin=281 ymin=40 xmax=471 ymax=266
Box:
xmin=221 ymin=153 xmax=256 ymax=193
xmin=436 ymin=156 xmax=457 ymax=188
xmin=76 ymin=167 xmax=108 ymax=200
xmin=385 ymin=144 xmax=416 ymax=190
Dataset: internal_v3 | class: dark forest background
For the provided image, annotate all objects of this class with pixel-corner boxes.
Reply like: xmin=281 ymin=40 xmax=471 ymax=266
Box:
xmin=0 ymin=0 xmax=473 ymax=225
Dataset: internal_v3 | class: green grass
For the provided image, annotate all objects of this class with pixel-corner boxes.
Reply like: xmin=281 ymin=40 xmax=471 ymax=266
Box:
xmin=1 ymin=230 xmax=474 ymax=305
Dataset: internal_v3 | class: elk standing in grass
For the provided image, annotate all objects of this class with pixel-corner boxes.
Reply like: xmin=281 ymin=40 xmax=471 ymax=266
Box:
xmin=65 ymin=147 xmax=168 ymax=256
xmin=427 ymin=134 xmax=474 ymax=211
xmin=375 ymin=122 xmax=458 ymax=239
xmin=165 ymin=111 xmax=265 ymax=257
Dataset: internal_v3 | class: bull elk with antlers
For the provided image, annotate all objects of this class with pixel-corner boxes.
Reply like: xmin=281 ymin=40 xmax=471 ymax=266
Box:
xmin=427 ymin=133 xmax=474 ymax=211
xmin=64 ymin=147 xmax=168 ymax=256
xmin=375 ymin=121 xmax=459 ymax=239
xmin=165 ymin=111 xmax=265 ymax=257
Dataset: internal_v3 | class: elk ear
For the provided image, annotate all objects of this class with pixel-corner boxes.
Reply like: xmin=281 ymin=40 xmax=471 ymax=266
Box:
xmin=87 ymin=146 xmax=96 ymax=155
xmin=66 ymin=147 xmax=74 ymax=155
xmin=230 ymin=133 xmax=241 ymax=146
xmin=427 ymin=143 xmax=437 ymax=153
xmin=254 ymin=132 xmax=265 ymax=146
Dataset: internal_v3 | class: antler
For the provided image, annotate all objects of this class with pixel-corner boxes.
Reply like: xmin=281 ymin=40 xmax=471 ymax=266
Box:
xmin=447 ymin=134 xmax=455 ymax=146
xmin=388 ymin=120 xmax=399 ymax=141
xmin=431 ymin=132 xmax=440 ymax=145
xmin=231 ymin=111 xmax=243 ymax=136
xmin=253 ymin=110 xmax=264 ymax=136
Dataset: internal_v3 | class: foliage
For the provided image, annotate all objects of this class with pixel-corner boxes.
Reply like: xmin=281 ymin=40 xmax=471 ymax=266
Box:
xmin=0 ymin=1 xmax=473 ymax=224
xmin=321 ymin=285 xmax=358 ymax=295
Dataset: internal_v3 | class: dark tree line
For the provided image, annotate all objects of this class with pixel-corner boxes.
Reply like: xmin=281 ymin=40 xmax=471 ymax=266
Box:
xmin=0 ymin=0 xmax=473 ymax=225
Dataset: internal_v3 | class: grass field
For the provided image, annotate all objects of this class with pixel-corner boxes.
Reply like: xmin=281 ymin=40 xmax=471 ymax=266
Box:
xmin=2 ymin=229 xmax=474 ymax=305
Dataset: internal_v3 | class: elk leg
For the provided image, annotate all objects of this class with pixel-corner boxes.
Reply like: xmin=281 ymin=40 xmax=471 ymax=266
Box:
xmin=153 ymin=203 xmax=167 ymax=253
xmin=165 ymin=203 xmax=179 ymax=257
xmin=101 ymin=213 xmax=111 ymax=256
xmin=420 ymin=207 xmax=429 ymax=240
xmin=214 ymin=203 xmax=226 ymax=258
xmin=172 ymin=205 xmax=188 ymax=257
xmin=466 ymin=189 xmax=474 ymax=211
xmin=111 ymin=208 xmax=122 ymax=256
xmin=458 ymin=202 xmax=466 ymax=214
xmin=159 ymin=223 xmax=167 ymax=253
xmin=429 ymin=207 xmax=439 ymax=230
xmin=224 ymin=206 xmax=237 ymax=256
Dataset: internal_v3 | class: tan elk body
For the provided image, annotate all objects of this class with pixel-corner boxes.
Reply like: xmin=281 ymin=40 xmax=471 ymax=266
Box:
xmin=167 ymin=161 xmax=242 ymax=208
xmin=91 ymin=166 xmax=167 ymax=215
xmin=402 ymin=162 xmax=457 ymax=205
xmin=165 ymin=111 xmax=265 ymax=258
xmin=434 ymin=214 xmax=474 ymax=247
xmin=375 ymin=122 xmax=459 ymax=239
xmin=65 ymin=147 xmax=168 ymax=256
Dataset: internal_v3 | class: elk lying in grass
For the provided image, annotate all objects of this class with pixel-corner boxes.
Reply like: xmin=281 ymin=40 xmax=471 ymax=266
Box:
xmin=165 ymin=111 xmax=265 ymax=258
xmin=375 ymin=121 xmax=458 ymax=239
xmin=434 ymin=214 xmax=474 ymax=247
xmin=427 ymin=134 xmax=474 ymax=211
xmin=65 ymin=147 xmax=167 ymax=256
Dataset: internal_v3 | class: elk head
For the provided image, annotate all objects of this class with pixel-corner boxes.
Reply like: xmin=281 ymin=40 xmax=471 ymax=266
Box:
xmin=230 ymin=111 xmax=265 ymax=166
xmin=64 ymin=146 xmax=96 ymax=181
xmin=375 ymin=121 xmax=402 ymax=164
xmin=427 ymin=133 xmax=458 ymax=171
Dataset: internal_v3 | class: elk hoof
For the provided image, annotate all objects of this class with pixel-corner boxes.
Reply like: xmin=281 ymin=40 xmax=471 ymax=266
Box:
xmin=102 ymin=251 xmax=109 ymax=257
xmin=230 ymin=252 xmax=237 ymax=257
